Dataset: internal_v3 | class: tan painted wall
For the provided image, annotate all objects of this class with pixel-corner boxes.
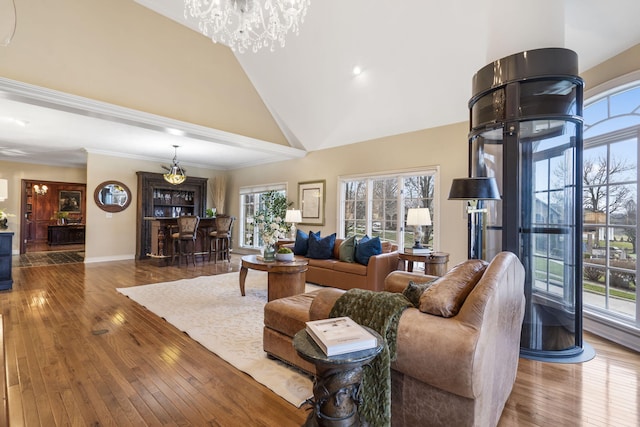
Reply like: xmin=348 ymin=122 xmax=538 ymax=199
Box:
xmin=84 ymin=152 xmax=223 ymax=262
xmin=228 ymin=122 xmax=472 ymax=266
xmin=0 ymin=0 xmax=287 ymax=146
xmin=582 ymin=44 xmax=640 ymax=89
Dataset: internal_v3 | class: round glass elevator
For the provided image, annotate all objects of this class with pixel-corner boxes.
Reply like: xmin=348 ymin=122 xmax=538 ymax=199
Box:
xmin=468 ymin=48 xmax=594 ymax=361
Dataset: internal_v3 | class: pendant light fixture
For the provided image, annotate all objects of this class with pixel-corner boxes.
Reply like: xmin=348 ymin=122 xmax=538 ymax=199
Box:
xmin=163 ymin=145 xmax=187 ymax=185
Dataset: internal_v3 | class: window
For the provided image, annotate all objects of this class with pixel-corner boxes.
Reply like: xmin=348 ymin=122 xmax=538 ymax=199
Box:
xmin=583 ymin=76 xmax=639 ymax=335
xmin=339 ymin=168 xmax=439 ymax=250
xmin=239 ymin=183 xmax=287 ymax=249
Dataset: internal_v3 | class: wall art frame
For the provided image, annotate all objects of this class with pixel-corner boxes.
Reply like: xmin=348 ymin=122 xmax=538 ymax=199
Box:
xmin=298 ymin=180 xmax=325 ymax=226
xmin=59 ymin=190 xmax=82 ymax=213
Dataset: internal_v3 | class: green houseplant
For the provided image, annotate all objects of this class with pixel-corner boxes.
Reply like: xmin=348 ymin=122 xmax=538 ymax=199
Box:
xmin=276 ymin=246 xmax=294 ymax=262
xmin=0 ymin=209 xmax=14 ymax=229
xmin=254 ymin=190 xmax=292 ymax=261
xmin=53 ymin=211 xmax=69 ymax=225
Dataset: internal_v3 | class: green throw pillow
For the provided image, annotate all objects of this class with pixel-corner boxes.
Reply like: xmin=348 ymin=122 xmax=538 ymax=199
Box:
xmin=402 ymin=279 xmax=437 ymax=308
xmin=339 ymin=235 xmax=357 ymax=262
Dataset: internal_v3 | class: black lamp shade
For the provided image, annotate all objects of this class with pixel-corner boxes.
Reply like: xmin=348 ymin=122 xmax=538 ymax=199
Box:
xmin=448 ymin=177 xmax=501 ymax=200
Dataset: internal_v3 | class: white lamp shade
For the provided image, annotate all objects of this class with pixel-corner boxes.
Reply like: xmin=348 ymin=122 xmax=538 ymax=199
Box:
xmin=0 ymin=179 xmax=7 ymax=201
xmin=406 ymin=208 xmax=431 ymax=226
xmin=285 ymin=209 xmax=302 ymax=223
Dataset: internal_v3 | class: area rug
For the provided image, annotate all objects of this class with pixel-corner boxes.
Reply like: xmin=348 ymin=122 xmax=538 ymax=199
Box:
xmin=116 ymin=271 xmax=315 ymax=407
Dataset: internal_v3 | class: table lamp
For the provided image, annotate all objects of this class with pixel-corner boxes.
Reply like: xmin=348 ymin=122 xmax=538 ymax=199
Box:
xmin=0 ymin=179 xmax=7 ymax=201
xmin=285 ymin=209 xmax=302 ymax=239
xmin=406 ymin=208 xmax=431 ymax=249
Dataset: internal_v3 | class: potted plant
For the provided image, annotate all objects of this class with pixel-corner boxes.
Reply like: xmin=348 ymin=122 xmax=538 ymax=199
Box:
xmin=254 ymin=190 xmax=292 ymax=261
xmin=276 ymin=246 xmax=294 ymax=262
xmin=53 ymin=211 xmax=69 ymax=225
xmin=0 ymin=209 xmax=14 ymax=229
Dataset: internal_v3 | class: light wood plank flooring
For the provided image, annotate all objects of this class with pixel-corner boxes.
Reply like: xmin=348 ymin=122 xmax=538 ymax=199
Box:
xmin=1 ymin=257 xmax=638 ymax=426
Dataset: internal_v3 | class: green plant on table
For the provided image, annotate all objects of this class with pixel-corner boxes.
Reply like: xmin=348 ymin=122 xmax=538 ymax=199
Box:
xmin=277 ymin=247 xmax=293 ymax=254
xmin=0 ymin=209 xmax=15 ymax=221
xmin=254 ymin=190 xmax=292 ymax=246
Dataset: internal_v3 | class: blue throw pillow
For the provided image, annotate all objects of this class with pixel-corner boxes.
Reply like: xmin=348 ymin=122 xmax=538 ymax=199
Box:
xmin=293 ymin=229 xmax=319 ymax=255
xmin=307 ymin=232 xmax=336 ymax=259
xmin=355 ymin=236 xmax=382 ymax=265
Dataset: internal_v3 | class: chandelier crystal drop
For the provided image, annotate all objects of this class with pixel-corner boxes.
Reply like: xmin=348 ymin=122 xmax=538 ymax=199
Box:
xmin=163 ymin=145 xmax=187 ymax=185
xmin=184 ymin=0 xmax=310 ymax=53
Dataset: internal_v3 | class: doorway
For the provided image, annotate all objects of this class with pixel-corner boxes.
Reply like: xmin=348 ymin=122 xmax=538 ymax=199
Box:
xmin=21 ymin=179 xmax=86 ymax=254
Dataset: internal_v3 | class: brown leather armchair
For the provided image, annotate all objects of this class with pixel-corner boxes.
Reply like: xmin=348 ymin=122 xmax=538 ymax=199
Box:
xmin=263 ymin=252 xmax=525 ymax=426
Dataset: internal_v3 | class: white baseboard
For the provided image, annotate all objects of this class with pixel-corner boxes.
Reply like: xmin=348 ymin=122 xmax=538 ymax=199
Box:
xmin=584 ymin=312 xmax=640 ymax=353
xmin=84 ymin=254 xmax=135 ymax=264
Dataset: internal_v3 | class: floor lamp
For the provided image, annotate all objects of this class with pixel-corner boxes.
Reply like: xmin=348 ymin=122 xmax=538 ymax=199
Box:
xmin=448 ymin=177 xmax=501 ymax=259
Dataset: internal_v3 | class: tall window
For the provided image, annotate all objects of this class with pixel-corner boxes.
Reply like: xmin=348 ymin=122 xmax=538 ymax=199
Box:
xmin=339 ymin=168 xmax=438 ymax=249
xmin=583 ymin=78 xmax=639 ymax=327
xmin=239 ymin=183 xmax=287 ymax=249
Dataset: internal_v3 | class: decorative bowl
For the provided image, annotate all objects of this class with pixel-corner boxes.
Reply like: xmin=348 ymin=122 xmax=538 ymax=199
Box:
xmin=276 ymin=252 xmax=294 ymax=262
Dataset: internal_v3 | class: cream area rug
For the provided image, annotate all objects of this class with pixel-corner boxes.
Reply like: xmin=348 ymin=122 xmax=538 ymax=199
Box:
xmin=116 ymin=271 xmax=316 ymax=407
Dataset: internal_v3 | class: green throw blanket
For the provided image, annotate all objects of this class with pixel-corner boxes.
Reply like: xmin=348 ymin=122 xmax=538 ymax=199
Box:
xmin=329 ymin=289 xmax=412 ymax=427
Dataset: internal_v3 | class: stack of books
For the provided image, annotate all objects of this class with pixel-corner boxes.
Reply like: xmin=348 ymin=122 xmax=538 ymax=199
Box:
xmin=404 ymin=247 xmax=432 ymax=254
xmin=305 ymin=317 xmax=378 ymax=356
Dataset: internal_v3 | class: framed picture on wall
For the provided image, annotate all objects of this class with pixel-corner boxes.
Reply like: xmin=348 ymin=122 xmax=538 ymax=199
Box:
xmin=59 ymin=190 xmax=82 ymax=213
xmin=298 ymin=180 xmax=325 ymax=225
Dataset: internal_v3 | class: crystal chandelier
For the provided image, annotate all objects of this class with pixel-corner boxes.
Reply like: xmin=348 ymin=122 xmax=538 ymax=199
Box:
xmin=184 ymin=0 xmax=310 ymax=53
xmin=163 ymin=145 xmax=187 ymax=185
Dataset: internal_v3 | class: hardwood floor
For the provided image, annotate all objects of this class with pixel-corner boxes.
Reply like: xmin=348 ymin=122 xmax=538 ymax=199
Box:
xmin=1 ymin=257 xmax=638 ymax=426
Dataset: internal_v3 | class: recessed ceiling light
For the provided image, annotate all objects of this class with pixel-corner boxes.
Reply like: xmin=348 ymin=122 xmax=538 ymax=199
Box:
xmin=352 ymin=66 xmax=362 ymax=76
xmin=165 ymin=127 xmax=186 ymax=136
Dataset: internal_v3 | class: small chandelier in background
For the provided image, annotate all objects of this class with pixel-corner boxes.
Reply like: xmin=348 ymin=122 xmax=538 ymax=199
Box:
xmin=184 ymin=0 xmax=311 ymax=54
xmin=163 ymin=145 xmax=187 ymax=185
xmin=33 ymin=184 xmax=48 ymax=196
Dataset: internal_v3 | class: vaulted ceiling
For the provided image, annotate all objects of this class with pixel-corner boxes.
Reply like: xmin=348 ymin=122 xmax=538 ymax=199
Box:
xmin=1 ymin=0 xmax=640 ymax=169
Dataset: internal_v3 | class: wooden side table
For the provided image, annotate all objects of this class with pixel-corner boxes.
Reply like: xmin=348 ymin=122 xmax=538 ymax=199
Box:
xmin=293 ymin=328 xmax=383 ymax=427
xmin=276 ymin=238 xmax=295 ymax=249
xmin=398 ymin=251 xmax=449 ymax=276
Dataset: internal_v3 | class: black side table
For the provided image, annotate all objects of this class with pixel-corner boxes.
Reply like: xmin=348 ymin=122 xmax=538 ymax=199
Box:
xmin=293 ymin=328 xmax=383 ymax=427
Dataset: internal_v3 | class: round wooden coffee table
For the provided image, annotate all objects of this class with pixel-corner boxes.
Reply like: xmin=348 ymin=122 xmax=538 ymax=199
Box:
xmin=239 ymin=254 xmax=309 ymax=301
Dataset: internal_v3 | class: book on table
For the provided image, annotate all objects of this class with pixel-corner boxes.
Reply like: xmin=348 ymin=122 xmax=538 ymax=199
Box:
xmin=305 ymin=316 xmax=378 ymax=356
xmin=404 ymin=247 xmax=432 ymax=254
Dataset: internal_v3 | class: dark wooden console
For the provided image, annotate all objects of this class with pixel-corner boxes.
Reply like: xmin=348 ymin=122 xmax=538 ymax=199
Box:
xmin=47 ymin=225 xmax=86 ymax=246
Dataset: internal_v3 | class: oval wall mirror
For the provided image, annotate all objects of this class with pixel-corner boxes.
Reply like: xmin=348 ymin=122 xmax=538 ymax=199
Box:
xmin=94 ymin=181 xmax=132 ymax=213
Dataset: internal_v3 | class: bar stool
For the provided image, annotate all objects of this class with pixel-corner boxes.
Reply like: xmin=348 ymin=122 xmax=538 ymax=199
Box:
xmin=172 ymin=216 xmax=200 ymax=266
xmin=209 ymin=215 xmax=234 ymax=263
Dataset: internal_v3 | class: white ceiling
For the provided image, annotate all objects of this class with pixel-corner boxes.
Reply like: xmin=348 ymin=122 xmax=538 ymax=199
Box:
xmin=1 ymin=0 xmax=640 ymax=169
